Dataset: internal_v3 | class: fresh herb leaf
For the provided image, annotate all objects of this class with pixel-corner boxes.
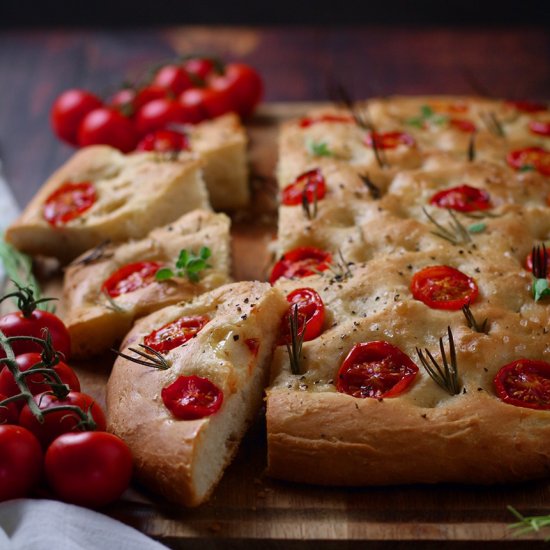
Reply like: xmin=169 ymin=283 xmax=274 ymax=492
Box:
xmin=155 ymin=268 xmax=175 ymax=281
xmin=519 ymin=165 xmax=536 ymax=172
xmin=306 ymin=139 xmax=333 ymax=157
xmin=508 ymin=506 xmax=550 ymax=540
xmin=533 ymin=278 xmax=550 ymax=302
xmin=468 ymin=222 xmax=487 ymax=234
xmin=406 ymin=104 xmax=448 ymax=129
xmin=421 ymin=105 xmax=434 ymax=118
xmin=157 ymin=247 xmax=212 ymax=283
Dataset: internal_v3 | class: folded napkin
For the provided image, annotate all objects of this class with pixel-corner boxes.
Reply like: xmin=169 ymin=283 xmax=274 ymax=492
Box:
xmin=0 ymin=499 xmax=168 ymax=550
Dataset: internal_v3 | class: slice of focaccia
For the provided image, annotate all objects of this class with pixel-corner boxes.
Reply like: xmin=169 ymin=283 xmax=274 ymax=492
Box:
xmin=63 ymin=210 xmax=231 ymax=358
xmin=107 ymin=281 xmax=288 ymax=506
xmin=5 ymin=145 xmax=209 ymax=263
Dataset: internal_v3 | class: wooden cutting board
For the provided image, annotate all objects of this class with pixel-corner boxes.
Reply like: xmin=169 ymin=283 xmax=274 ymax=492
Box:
xmin=26 ymin=103 xmax=550 ymax=548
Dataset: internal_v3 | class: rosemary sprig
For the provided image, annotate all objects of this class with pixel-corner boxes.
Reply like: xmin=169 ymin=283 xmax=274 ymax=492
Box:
xmin=70 ymin=240 xmax=112 ymax=267
xmin=461 ymin=302 xmax=489 ymax=334
xmin=301 ymin=182 xmax=319 ymax=220
xmin=467 ymin=131 xmax=477 ymax=162
xmin=360 ymin=174 xmax=381 ymax=199
xmin=113 ymin=343 xmax=170 ymax=370
xmin=422 ymin=207 xmax=471 ymax=245
xmin=306 ymin=139 xmax=333 ymax=157
xmin=156 ymin=247 xmax=212 ymax=283
xmin=100 ymin=289 xmax=127 ymax=313
xmin=531 ymin=244 xmax=550 ymax=302
xmin=285 ymin=304 xmax=304 ymax=375
xmin=508 ymin=506 xmax=550 ymax=541
xmin=481 ymin=111 xmax=506 ymax=137
xmin=326 ymin=249 xmax=353 ymax=282
xmin=416 ymin=326 xmax=461 ymax=396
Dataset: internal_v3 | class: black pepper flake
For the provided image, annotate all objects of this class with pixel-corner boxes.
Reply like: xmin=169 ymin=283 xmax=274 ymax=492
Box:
xmin=483 ymin=367 xmax=488 ymax=372
xmin=458 ymin=250 xmax=464 ymax=255
xmin=477 ymin=387 xmax=483 ymax=392
xmin=377 ymin=397 xmax=384 ymax=403
xmin=351 ymin=310 xmax=357 ymax=315
xmin=475 ymin=268 xmax=481 ymax=273
xmin=462 ymin=387 xmax=467 ymax=394
xmin=421 ymin=414 xmax=428 ymax=419
xmin=233 ymin=334 xmax=240 ymax=341
xmin=244 ymin=298 xmax=249 ymax=304
xmin=237 ymin=306 xmax=242 ymax=313
xmin=167 ymin=226 xmax=173 ymax=231
xmin=375 ymin=296 xmax=380 ymax=301
xmin=354 ymin=403 xmax=359 ymax=410
xmin=241 ymin=314 xmax=248 ymax=320
xmin=407 ymin=264 xmax=413 ymax=270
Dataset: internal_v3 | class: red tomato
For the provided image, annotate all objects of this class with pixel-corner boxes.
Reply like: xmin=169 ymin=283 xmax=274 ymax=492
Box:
xmin=449 ymin=118 xmax=477 ymax=133
xmin=507 ymin=146 xmax=550 ymax=176
xmin=0 ymin=309 xmax=71 ymax=359
xmin=143 ymin=315 xmax=210 ymax=353
xmin=270 ymin=247 xmax=332 ymax=284
xmin=136 ymin=129 xmax=190 ymax=153
xmin=336 ymin=341 xmax=419 ymax=399
xmin=0 ymin=425 xmax=42 ymax=501
xmin=108 ymin=88 xmax=136 ymax=113
xmin=529 ymin=120 xmax=550 ymax=137
xmin=152 ymin=65 xmax=194 ymax=96
xmin=429 ymin=184 xmax=491 ymax=212
xmin=210 ymin=63 xmax=263 ymax=118
xmin=183 ymin=57 xmax=215 ymax=80
xmin=45 ymin=431 xmax=132 ymax=508
xmin=506 ymin=100 xmax=547 ymax=113
xmin=51 ymin=89 xmax=103 ymax=146
xmin=298 ymin=114 xmax=354 ymax=128
xmin=43 ymin=181 xmax=96 ymax=226
xmin=178 ymin=88 xmax=209 ymax=123
xmin=526 ymin=245 xmax=550 ymax=277
xmin=133 ymin=85 xmax=168 ymax=110
xmin=0 ymin=353 xmax=80 ymax=409
xmin=278 ymin=288 xmax=325 ymax=345
xmin=135 ymin=98 xmax=188 ymax=136
xmin=102 ymin=261 xmax=162 ymax=298
xmin=281 ymin=169 xmax=327 ymax=206
xmin=494 ymin=359 xmax=550 ymax=410
xmin=162 ymin=375 xmax=223 ymax=420
xmin=365 ymin=131 xmax=415 ymax=150
xmin=78 ymin=107 xmax=137 ymax=153
xmin=411 ymin=265 xmax=479 ymax=310
xmin=19 ymin=391 xmax=106 ymax=448
xmin=0 ymin=393 xmax=18 ymax=424
xmin=186 ymin=86 xmax=235 ymax=119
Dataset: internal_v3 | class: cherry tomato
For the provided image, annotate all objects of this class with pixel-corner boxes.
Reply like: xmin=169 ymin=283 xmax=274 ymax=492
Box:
xmin=494 ymin=359 xmax=550 ymax=410
xmin=210 ymin=63 xmax=263 ymax=118
xmin=0 ymin=353 xmax=80 ymax=409
xmin=505 ymin=100 xmax=547 ymax=113
xmin=183 ymin=57 xmax=215 ymax=80
xmin=281 ymin=169 xmax=327 ymax=206
xmin=136 ymin=129 xmax=190 ymax=153
xmin=19 ymin=391 xmax=106 ymax=448
xmin=270 ymin=247 xmax=332 ymax=284
xmin=178 ymin=88 xmax=209 ymax=123
xmin=449 ymin=118 xmax=477 ymax=133
xmin=186 ymin=86 xmax=235 ymax=119
xmin=299 ymin=114 xmax=354 ymax=128
xmin=152 ymin=65 xmax=194 ymax=96
xmin=135 ymin=98 xmax=188 ymax=136
xmin=51 ymin=89 xmax=103 ymax=146
xmin=78 ymin=107 xmax=137 ymax=153
xmin=162 ymin=375 xmax=223 ymax=420
xmin=507 ymin=146 xmax=550 ymax=176
xmin=108 ymin=88 xmax=136 ymax=114
xmin=45 ymin=431 xmax=132 ymax=508
xmin=43 ymin=181 xmax=96 ymax=226
xmin=411 ymin=265 xmax=479 ymax=310
xmin=429 ymin=184 xmax=491 ymax=212
xmin=365 ymin=131 xmax=415 ymax=150
xmin=133 ymin=85 xmax=168 ymax=110
xmin=0 ymin=425 xmax=42 ymax=501
xmin=278 ymin=288 xmax=325 ymax=345
xmin=102 ymin=261 xmax=162 ymax=298
xmin=529 ymin=120 xmax=550 ymax=138
xmin=143 ymin=315 xmax=210 ymax=353
xmin=0 ymin=393 xmax=18 ymax=424
xmin=336 ymin=341 xmax=419 ymax=399
xmin=0 ymin=309 xmax=71 ymax=359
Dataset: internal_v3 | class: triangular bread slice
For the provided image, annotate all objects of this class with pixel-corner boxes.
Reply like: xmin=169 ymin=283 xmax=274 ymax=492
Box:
xmin=63 ymin=209 xmax=231 ymax=358
xmin=106 ymin=281 xmax=288 ymax=506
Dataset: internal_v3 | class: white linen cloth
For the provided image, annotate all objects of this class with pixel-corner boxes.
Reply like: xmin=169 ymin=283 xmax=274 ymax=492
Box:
xmin=0 ymin=499 xmax=169 ymax=550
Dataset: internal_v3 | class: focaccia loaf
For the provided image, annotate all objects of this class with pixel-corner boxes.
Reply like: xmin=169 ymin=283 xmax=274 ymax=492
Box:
xmin=107 ymin=281 xmax=288 ymax=506
xmin=63 ymin=209 xmax=231 ymax=358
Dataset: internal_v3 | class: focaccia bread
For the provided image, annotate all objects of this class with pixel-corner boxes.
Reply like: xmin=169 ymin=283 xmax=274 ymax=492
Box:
xmin=5 ymin=145 xmax=209 ymax=263
xmin=107 ymin=281 xmax=288 ymax=506
xmin=63 ymin=209 xmax=231 ymax=358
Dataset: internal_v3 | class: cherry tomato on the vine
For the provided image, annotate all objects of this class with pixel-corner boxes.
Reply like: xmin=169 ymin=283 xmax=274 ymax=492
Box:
xmin=135 ymin=98 xmax=189 ymax=136
xmin=102 ymin=261 xmax=162 ymax=298
xmin=152 ymin=65 xmax=194 ymax=96
xmin=43 ymin=181 xmax=97 ymax=226
xmin=45 ymin=431 xmax=133 ymax=508
xmin=270 ymin=247 xmax=332 ymax=284
xmin=278 ymin=288 xmax=325 ymax=345
xmin=162 ymin=375 xmax=223 ymax=420
xmin=144 ymin=315 xmax=209 ymax=353
xmin=178 ymin=88 xmax=209 ymax=123
xmin=0 ymin=393 xmax=18 ymax=424
xmin=183 ymin=57 xmax=216 ymax=81
xmin=78 ymin=107 xmax=137 ymax=153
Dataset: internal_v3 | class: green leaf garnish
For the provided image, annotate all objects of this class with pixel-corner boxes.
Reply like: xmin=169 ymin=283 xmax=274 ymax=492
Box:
xmin=468 ymin=222 xmax=487 ymax=234
xmin=533 ymin=278 xmax=550 ymax=302
xmin=406 ymin=104 xmax=448 ymax=129
xmin=155 ymin=268 xmax=175 ymax=281
xmin=519 ymin=165 xmax=536 ymax=172
xmin=508 ymin=506 xmax=550 ymax=540
xmin=156 ymin=247 xmax=212 ymax=284
xmin=306 ymin=139 xmax=333 ymax=157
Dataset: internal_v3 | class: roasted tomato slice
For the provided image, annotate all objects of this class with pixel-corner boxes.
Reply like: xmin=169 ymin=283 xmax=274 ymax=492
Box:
xmin=429 ymin=184 xmax=491 ymax=212
xmin=494 ymin=359 xmax=550 ymax=410
xmin=529 ymin=120 xmax=550 ymax=138
xmin=526 ymin=245 xmax=550 ymax=278
xmin=505 ymin=100 xmax=547 ymax=113
xmin=298 ymin=114 xmax=354 ymax=128
xmin=336 ymin=341 xmax=419 ymax=399
xmin=144 ymin=315 xmax=209 ymax=353
xmin=278 ymin=288 xmax=325 ymax=345
xmin=449 ymin=118 xmax=477 ymax=133
xmin=411 ymin=265 xmax=479 ymax=310
xmin=270 ymin=247 xmax=332 ymax=284
xmin=281 ymin=169 xmax=327 ymax=206
xmin=102 ymin=261 xmax=162 ymax=298
xmin=162 ymin=375 xmax=223 ymax=420
xmin=507 ymin=146 xmax=550 ymax=176
xmin=43 ymin=181 xmax=96 ymax=226
xmin=136 ymin=129 xmax=190 ymax=153
xmin=365 ymin=131 xmax=415 ymax=150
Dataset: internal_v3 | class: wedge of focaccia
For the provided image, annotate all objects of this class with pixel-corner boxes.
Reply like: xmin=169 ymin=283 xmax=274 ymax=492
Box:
xmin=63 ymin=209 xmax=231 ymax=358
xmin=5 ymin=145 xmax=209 ymax=263
xmin=107 ymin=281 xmax=288 ymax=506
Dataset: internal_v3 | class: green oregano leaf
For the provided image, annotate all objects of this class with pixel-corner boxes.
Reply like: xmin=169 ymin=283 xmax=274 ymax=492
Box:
xmin=306 ymin=139 xmax=333 ymax=157
xmin=468 ymin=222 xmax=487 ymax=234
xmin=533 ymin=278 xmax=550 ymax=302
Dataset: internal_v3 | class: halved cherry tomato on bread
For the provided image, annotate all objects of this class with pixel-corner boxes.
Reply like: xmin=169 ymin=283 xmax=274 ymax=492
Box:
xmin=429 ymin=184 xmax=491 ymax=212
xmin=144 ymin=315 xmax=209 ymax=353
xmin=0 ymin=394 xmax=18 ymax=424
xmin=507 ymin=146 xmax=550 ymax=176
xmin=162 ymin=375 xmax=223 ymax=420
xmin=505 ymin=100 xmax=547 ymax=113
xmin=136 ymin=129 xmax=190 ymax=153
xmin=278 ymin=288 xmax=325 ymax=345
xmin=299 ymin=114 xmax=354 ymax=128
xmin=43 ymin=181 xmax=96 ymax=226
xmin=270 ymin=247 xmax=332 ymax=284
xmin=78 ymin=107 xmax=137 ymax=153
xmin=494 ymin=359 xmax=550 ymax=410
xmin=336 ymin=341 xmax=419 ymax=399
xmin=102 ymin=261 xmax=162 ymax=298
xmin=152 ymin=65 xmax=194 ymax=96
xmin=411 ymin=265 xmax=479 ymax=310
xmin=529 ymin=120 xmax=550 ymax=138
xmin=281 ymin=169 xmax=327 ymax=206
xmin=526 ymin=245 xmax=550 ymax=277
xmin=365 ymin=131 xmax=415 ymax=150
xmin=449 ymin=118 xmax=477 ymax=133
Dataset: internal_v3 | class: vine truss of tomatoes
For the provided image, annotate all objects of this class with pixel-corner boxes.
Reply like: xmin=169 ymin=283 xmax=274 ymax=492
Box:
xmin=0 ymin=284 xmax=132 ymax=507
xmin=51 ymin=55 xmax=264 ymax=153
